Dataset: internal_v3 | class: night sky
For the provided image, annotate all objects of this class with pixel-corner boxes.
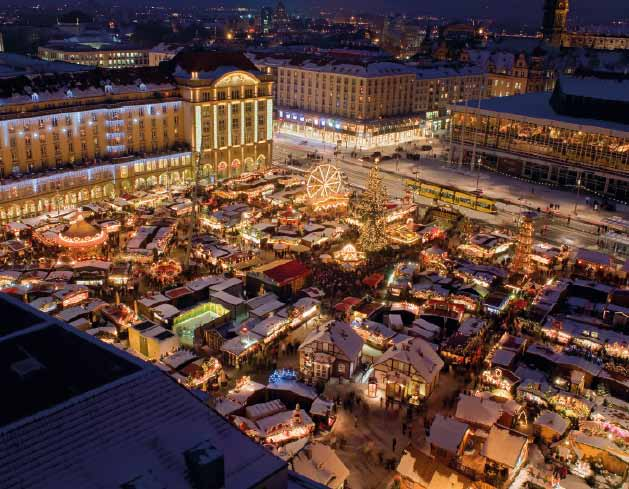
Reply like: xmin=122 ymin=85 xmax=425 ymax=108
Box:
xmin=309 ymin=0 xmax=627 ymax=23
xmin=123 ymin=0 xmax=627 ymax=24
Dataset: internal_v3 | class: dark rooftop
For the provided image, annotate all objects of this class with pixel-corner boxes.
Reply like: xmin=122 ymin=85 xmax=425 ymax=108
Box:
xmin=42 ymin=42 xmax=146 ymax=53
xmin=550 ymin=75 xmax=629 ymax=125
xmin=0 ymin=293 xmax=48 ymax=337
xmin=171 ymin=50 xmax=260 ymax=75
xmin=155 ymin=330 xmax=175 ymax=341
xmin=133 ymin=320 xmax=158 ymax=332
xmin=0 ymin=321 xmax=140 ymax=427
xmin=0 ymin=65 xmax=174 ymax=101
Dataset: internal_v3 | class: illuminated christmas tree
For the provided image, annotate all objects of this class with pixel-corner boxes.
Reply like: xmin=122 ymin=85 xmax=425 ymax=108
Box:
xmin=356 ymin=163 xmax=389 ymax=252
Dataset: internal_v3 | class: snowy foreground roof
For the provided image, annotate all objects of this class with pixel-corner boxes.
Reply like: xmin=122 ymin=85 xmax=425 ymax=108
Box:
xmin=0 ymin=295 xmax=289 ymax=489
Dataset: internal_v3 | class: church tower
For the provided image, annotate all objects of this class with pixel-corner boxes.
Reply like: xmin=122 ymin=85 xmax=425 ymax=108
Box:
xmin=542 ymin=0 xmax=568 ymax=47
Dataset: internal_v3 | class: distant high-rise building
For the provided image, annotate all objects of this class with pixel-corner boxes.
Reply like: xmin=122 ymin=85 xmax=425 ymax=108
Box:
xmin=260 ymin=7 xmax=274 ymax=34
xmin=273 ymin=1 xmax=289 ymax=30
xmin=542 ymin=0 xmax=568 ymax=47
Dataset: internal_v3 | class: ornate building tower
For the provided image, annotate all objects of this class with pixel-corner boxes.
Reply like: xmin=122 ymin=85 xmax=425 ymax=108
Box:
xmin=542 ymin=0 xmax=569 ymax=47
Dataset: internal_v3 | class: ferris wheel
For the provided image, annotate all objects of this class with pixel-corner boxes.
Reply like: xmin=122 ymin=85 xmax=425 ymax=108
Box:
xmin=306 ymin=163 xmax=345 ymax=201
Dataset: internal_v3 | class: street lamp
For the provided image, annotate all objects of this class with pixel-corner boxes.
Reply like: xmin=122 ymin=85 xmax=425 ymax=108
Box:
xmin=574 ymin=177 xmax=582 ymax=215
xmin=412 ymin=169 xmax=420 ymax=203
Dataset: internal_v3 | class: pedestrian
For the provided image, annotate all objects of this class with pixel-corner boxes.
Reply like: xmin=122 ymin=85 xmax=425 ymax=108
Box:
xmin=392 ymin=437 xmax=397 ymax=452
xmin=380 ymin=396 xmax=384 ymax=409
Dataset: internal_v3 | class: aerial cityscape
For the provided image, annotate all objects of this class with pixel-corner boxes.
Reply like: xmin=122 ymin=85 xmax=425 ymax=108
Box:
xmin=0 ymin=1 xmax=627 ymax=488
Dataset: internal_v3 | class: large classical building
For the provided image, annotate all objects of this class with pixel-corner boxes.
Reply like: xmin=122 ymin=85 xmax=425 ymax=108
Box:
xmin=543 ymin=0 xmax=629 ymax=50
xmin=249 ymin=52 xmax=487 ymax=147
xmin=449 ymin=76 xmax=629 ymax=202
xmin=276 ymin=60 xmax=418 ymax=149
xmin=248 ymin=53 xmax=420 ymax=149
xmin=0 ymin=51 xmax=273 ymax=221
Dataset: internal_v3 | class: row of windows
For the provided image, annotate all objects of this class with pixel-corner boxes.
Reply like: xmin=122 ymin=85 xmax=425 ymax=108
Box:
xmin=453 ymin=113 xmax=629 ymax=171
xmin=5 ymin=107 xmax=179 ymax=133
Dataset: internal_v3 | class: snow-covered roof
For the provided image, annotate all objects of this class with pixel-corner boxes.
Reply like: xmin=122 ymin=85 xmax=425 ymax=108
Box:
xmin=429 ymin=415 xmax=469 ymax=454
xmin=214 ymin=397 xmax=243 ymax=417
xmin=227 ymin=380 xmax=266 ymax=405
xmin=491 ymin=348 xmax=517 ymax=368
xmin=534 ymin=410 xmax=569 ymax=436
xmin=300 ymin=321 xmax=363 ymax=362
xmin=414 ymin=65 xmax=485 ymax=80
xmin=481 ymin=426 xmax=527 ymax=468
xmin=396 ymin=449 xmax=479 ymax=489
xmin=257 ymin=409 xmax=313 ymax=435
xmin=455 ymin=394 xmax=502 ymax=429
xmin=152 ymin=303 xmax=180 ymax=319
xmin=211 ymin=290 xmax=245 ymax=306
xmin=267 ymin=380 xmax=318 ymax=401
xmin=209 ymin=277 xmax=243 ymax=292
xmin=309 ymin=397 xmax=334 ymax=417
xmin=251 ymin=316 xmax=287 ymax=338
xmin=161 ymin=349 xmax=198 ymax=370
xmin=575 ymin=248 xmax=614 ymax=266
xmin=570 ymin=431 xmax=629 ymax=464
xmin=137 ymin=293 xmax=169 ymax=308
xmin=271 ymin=56 xmax=415 ymax=78
xmin=246 ymin=399 xmax=286 ymax=421
xmin=291 ymin=443 xmax=349 ymax=488
xmin=250 ymin=299 xmax=286 ymax=318
xmin=374 ymin=337 xmax=444 ymax=384
xmin=246 ymin=292 xmax=279 ymax=309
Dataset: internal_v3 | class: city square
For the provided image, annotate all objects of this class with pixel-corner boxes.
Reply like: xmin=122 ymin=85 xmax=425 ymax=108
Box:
xmin=0 ymin=3 xmax=628 ymax=489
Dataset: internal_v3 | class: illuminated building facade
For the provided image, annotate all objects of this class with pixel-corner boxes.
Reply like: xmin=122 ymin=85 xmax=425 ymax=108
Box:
xmin=0 ymin=51 xmax=273 ymax=221
xmin=275 ymin=61 xmax=420 ymax=149
xmin=38 ymin=44 xmax=152 ymax=68
xmin=449 ymin=76 xmax=629 ymax=202
xmin=414 ymin=66 xmax=486 ymax=134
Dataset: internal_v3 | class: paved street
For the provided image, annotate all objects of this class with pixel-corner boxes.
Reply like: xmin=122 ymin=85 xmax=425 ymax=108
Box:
xmin=274 ymin=132 xmax=605 ymax=250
